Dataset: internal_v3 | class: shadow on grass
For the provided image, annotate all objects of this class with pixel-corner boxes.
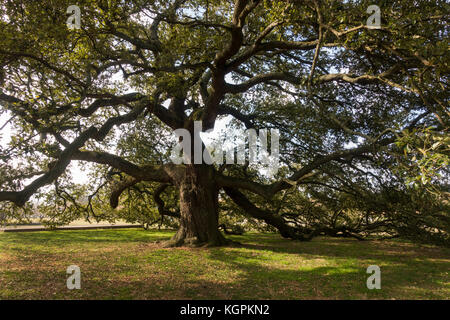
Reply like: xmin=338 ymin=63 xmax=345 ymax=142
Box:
xmin=1 ymin=229 xmax=449 ymax=299
xmin=3 ymin=254 xmax=447 ymax=299
xmin=205 ymin=245 xmax=449 ymax=299
xmin=0 ymin=260 xmax=368 ymax=299
xmin=229 ymin=233 xmax=450 ymax=262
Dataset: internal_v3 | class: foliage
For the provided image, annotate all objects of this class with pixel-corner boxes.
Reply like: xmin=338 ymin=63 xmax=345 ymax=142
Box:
xmin=0 ymin=0 xmax=448 ymax=245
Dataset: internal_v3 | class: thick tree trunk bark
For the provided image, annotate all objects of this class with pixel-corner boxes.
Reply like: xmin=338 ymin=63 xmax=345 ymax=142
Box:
xmin=165 ymin=165 xmax=229 ymax=247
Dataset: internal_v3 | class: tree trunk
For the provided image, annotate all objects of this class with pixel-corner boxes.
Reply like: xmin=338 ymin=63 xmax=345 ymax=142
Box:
xmin=165 ymin=165 xmax=228 ymax=247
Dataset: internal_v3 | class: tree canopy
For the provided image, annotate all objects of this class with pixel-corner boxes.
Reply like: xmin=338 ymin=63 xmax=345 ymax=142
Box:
xmin=0 ymin=0 xmax=448 ymax=246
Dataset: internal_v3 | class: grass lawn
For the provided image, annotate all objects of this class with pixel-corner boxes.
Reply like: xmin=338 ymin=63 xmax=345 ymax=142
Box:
xmin=0 ymin=229 xmax=448 ymax=300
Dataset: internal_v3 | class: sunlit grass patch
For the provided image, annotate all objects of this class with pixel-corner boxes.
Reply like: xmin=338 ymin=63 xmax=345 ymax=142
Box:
xmin=0 ymin=229 xmax=448 ymax=299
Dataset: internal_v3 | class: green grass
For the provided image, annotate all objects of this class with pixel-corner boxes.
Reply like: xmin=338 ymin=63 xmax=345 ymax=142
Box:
xmin=0 ymin=229 xmax=448 ymax=299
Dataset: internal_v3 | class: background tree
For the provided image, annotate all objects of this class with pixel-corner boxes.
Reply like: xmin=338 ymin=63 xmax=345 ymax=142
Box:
xmin=0 ymin=0 xmax=448 ymax=246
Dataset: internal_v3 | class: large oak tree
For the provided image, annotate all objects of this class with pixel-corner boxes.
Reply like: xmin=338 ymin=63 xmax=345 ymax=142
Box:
xmin=0 ymin=0 xmax=448 ymax=246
